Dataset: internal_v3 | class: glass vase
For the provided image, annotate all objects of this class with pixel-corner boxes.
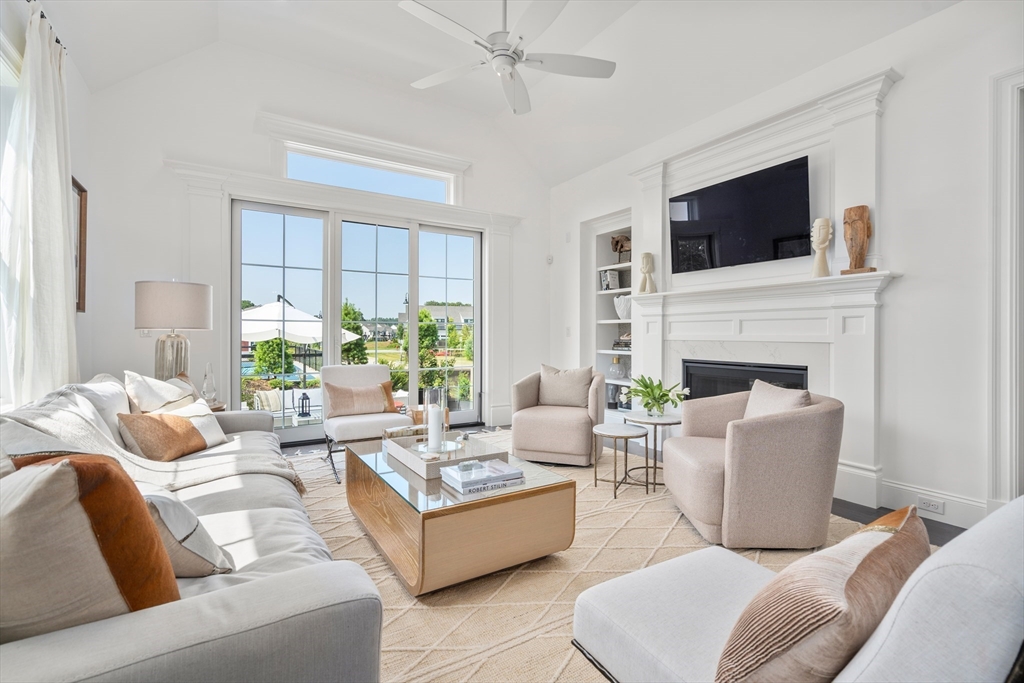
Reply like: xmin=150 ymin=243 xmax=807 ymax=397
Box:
xmin=202 ymin=362 xmax=217 ymax=403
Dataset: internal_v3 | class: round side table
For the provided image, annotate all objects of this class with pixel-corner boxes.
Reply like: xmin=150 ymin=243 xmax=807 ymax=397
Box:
xmin=622 ymin=412 xmax=682 ymax=492
xmin=592 ymin=423 xmax=649 ymax=498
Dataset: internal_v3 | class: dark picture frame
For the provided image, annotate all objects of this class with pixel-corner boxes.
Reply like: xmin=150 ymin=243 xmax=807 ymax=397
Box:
xmin=72 ymin=177 xmax=87 ymax=312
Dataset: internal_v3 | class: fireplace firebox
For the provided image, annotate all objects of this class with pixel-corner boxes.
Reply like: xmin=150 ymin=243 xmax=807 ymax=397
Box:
xmin=682 ymin=359 xmax=808 ymax=399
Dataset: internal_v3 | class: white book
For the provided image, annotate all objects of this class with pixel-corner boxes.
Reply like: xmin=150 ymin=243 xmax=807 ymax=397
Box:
xmin=443 ymin=477 xmax=526 ymax=498
xmin=439 ymin=459 xmax=523 ymax=487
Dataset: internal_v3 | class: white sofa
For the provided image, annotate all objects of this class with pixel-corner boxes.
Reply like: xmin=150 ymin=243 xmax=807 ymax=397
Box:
xmin=0 ymin=379 xmax=383 ymax=683
xmin=573 ymin=496 xmax=1024 ymax=683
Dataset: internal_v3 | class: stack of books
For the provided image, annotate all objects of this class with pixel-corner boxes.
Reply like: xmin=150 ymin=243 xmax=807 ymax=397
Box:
xmin=440 ymin=459 xmax=524 ymax=496
xmin=612 ymin=333 xmax=632 ymax=351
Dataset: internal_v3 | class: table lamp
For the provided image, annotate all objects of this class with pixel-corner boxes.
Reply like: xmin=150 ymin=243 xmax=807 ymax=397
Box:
xmin=135 ymin=281 xmax=212 ymax=380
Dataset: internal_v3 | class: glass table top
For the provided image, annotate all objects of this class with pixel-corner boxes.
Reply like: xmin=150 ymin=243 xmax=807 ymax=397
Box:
xmin=347 ymin=437 xmax=570 ymax=514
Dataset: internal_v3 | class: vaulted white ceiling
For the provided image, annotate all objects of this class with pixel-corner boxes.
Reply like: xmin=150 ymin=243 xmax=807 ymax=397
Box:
xmin=40 ymin=0 xmax=957 ymax=183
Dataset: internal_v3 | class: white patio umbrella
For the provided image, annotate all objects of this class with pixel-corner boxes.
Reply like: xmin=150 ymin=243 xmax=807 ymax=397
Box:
xmin=241 ymin=300 xmax=359 ymax=345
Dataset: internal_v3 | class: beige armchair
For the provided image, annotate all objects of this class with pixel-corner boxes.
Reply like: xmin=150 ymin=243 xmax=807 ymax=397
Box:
xmin=663 ymin=390 xmax=844 ymax=549
xmin=511 ymin=370 xmax=605 ymax=466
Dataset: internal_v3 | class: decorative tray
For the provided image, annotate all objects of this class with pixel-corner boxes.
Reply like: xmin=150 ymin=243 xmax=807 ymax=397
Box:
xmin=383 ymin=433 xmax=508 ymax=480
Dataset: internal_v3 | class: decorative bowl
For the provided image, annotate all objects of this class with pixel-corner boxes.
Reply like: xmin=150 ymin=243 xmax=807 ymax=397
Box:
xmin=613 ymin=295 xmax=631 ymax=320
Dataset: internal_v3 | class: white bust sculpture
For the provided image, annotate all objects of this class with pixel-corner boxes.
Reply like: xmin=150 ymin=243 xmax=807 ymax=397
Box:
xmin=638 ymin=252 xmax=657 ymax=294
xmin=810 ymin=218 xmax=832 ymax=278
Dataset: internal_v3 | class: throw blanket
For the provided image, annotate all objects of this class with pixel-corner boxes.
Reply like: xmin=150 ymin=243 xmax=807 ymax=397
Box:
xmin=2 ymin=389 xmax=305 ymax=495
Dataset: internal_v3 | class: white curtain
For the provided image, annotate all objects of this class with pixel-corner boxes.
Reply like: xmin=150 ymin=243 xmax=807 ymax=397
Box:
xmin=0 ymin=2 xmax=78 ymax=410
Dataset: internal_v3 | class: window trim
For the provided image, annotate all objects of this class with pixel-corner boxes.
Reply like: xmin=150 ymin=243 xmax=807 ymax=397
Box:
xmin=256 ymin=111 xmax=469 ymax=205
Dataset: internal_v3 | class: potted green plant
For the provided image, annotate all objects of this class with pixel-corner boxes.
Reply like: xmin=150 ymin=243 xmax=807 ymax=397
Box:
xmin=628 ymin=375 xmax=690 ymax=416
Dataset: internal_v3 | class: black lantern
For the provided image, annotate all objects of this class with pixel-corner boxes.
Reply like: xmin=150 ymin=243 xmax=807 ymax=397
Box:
xmin=298 ymin=392 xmax=311 ymax=417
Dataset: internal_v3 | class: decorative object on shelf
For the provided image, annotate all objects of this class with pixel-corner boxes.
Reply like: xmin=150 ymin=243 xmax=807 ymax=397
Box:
xmin=135 ymin=281 xmax=213 ymax=380
xmin=600 ymin=270 xmax=620 ymax=291
xmin=841 ymin=205 xmax=877 ymax=275
xmin=424 ymin=386 xmax=445 ymax=452
xmin=638 ymin=252 xmax=657 ymax=294
xmin=617 ymin=386 xmax=632 ymax=410
xmin=606 ymin=384 xmax=619 ymax=410
xmin=810 ymin=218 xmax=833 ymax=278
xmin=628 ymin=375 xmax=690 ymax=417
xmin=607 ymin=356 xmax=626 ymax=381
xmin=297 ymin=392 xmax=311 ymax=418
xmin=613 ymin=295 xmax=631 ymax=320
xmin=611 ymin=234 xmax=632 ymax=264
xmin=612 ymin=333 xmax=632 ymax=351
xmin=201 ymin=362 xmax=217 ymax=402
xmin=72 ymin=178 xmax=88 ymax=312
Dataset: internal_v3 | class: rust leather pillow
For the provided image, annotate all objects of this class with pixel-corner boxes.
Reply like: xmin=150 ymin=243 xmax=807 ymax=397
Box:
xmin=0 ymin=455 xmax=180 ymax=644
xmin=716 ymin=506 xmax=931 ymax=683
xmin=325 ymin=380 xmax=397 ymax=418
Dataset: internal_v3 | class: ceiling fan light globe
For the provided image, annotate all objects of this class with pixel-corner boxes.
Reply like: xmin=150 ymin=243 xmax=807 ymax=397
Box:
xmin=491 ymin=54 xmax=516 ymax=75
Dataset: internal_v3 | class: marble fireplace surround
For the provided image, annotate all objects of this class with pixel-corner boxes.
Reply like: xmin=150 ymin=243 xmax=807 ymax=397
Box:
xmin=632 ymin=272 xmax=897 ymax=509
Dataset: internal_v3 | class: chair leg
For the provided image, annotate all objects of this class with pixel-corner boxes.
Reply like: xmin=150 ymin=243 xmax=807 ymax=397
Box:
xmin=593 ymin=434 xmax=598 ymax=488
xmin=323 ymin=437 xmax=341 ymax=485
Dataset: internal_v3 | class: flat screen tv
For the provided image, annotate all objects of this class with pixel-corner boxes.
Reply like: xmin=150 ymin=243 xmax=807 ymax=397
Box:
xmin=669 ymin=156 xmax=810 ymax=274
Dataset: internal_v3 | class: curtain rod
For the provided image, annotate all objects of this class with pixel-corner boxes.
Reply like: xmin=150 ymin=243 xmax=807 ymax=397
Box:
xmin=25 ymin=0 xmax=64 ymax=48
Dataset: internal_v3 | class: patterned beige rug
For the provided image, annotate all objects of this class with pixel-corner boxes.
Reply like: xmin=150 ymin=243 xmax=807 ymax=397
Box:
xmin=288 ymin=431 xmax=864 ymax=683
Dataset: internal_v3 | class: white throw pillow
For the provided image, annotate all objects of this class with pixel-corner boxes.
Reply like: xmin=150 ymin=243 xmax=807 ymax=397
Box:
xmin=124 ymin=371 xmax=195 ymax=414
xmin=70 ymin=378 xmax=131 ymax=448
xmin=743 ymin=379 xmax=812 ymax=419
xmin=538 ymin=365 xmax=593 ymax=408
xmin=136 ymin=483 xmax=235 ymax=577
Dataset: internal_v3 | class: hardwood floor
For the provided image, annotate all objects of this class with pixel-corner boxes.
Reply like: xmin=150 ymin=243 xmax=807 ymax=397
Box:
xmin=831 ymin=498 xmax=965 ymax=546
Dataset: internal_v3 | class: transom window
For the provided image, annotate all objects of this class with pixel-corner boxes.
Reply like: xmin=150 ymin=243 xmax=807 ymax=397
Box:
xmin=287 ymin=150 xmax=451 ymax=204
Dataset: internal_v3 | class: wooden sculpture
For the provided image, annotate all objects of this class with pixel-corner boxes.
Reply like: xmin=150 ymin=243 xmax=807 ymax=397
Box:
xmin=841 ymin=205 xmax=876 ymax=275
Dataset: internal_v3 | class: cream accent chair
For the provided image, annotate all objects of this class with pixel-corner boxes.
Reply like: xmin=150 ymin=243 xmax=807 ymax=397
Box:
xmin=321 ymin=364 xmax=413 ymax=483
xmin=511 ymin=370 xmax=605 ymax=466
xmin=663 ymin=390 xmax=844 ymax=548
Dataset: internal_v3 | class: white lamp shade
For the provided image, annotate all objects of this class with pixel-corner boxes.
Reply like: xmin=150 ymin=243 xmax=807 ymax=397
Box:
xmin=135 ymin=281 xmax=212 ymax=330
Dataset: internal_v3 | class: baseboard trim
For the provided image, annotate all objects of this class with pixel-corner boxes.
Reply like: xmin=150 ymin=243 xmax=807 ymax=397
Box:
xmin=489 ymin=403 xmax=512 ymax=427
xmin=880 ymin=479 xmax=986 ymax=528
xmin=833 ymin=462 xmax=881 ymax=508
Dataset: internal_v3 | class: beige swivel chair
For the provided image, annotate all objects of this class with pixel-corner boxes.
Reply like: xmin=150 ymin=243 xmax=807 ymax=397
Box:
xmin=511 ymin=367 xmax=605 ymax=466
xmin=662 ymin=388 xmax=844 ymax=549
xmin=321 ymin=364 xmax=413 ymax=483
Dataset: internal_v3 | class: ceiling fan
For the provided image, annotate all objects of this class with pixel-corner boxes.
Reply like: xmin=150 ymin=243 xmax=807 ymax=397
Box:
xmin=399 ymin=0 xmax=616 ymax=115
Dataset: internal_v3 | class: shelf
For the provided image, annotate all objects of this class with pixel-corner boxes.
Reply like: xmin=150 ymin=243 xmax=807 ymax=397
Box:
xmin=605 ymin=378 xmax=631 ymax=387
xmin=597 ymin=319 xmax=630 ymax=325
xmin=597 ymin=287 xmax=631 ymax=296
xmin=597 ymin=349 xmax=632 ymax=356
xmin=597 ymin=262 xmax=632 ymax=272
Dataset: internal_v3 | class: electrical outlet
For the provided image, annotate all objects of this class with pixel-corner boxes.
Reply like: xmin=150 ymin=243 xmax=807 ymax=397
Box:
xmin=565 ymin=326 xmax=571 ymax=338
xmin=917 ymin=496 xmax=945 ymax=515
xmin=139 ymin=329 xmax=151 ymax=338
xmin=565 ymin=231 xmax=571 ymax=243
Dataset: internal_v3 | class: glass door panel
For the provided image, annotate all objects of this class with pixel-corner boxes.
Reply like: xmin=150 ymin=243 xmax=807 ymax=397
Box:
xmin=236 ymin=204 xmax=325 ymax=443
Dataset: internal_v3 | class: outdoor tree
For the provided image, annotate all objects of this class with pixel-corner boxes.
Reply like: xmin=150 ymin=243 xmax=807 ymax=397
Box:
xmin=241 ymin=299 xmax=256 ymax=310
xmin=341 ymin=299 xmax=368 ymax=365
xmin=446 ymin=317 xmax=461 ymax=352
xmin=252 ymin=337 xmax=295 ymax=376
xmin=463 ymin=325 xmax=474 ymax=361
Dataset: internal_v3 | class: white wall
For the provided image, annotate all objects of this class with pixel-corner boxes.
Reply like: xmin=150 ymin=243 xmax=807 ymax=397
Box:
xmin=549 ymin=0 xmax=1023 ymax=526
xmin=79 ymin=41 xmax=551 ymax=416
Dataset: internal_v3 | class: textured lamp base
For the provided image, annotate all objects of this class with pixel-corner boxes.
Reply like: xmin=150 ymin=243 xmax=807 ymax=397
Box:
xmin=155 ymin=333 xmax=189 ymax=380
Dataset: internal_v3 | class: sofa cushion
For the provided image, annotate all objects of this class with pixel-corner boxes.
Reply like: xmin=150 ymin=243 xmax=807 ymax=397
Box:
xmin=512 ymin=405 xmax=592 ymax=455
xmin=574 ymin=546 xmax=776 ymax=683
xmin=325 ymin=380 xmax=397 ymax=418
xmin=137 ymin=482 xmax=235 ymax=577
xmin=836 ymin=496 xmax=1024 ymax=683
xmin=178 ymin=430 xmax=282 ymax=462
xmin=176 ymin=507 xmax=333 ymax=599
xmin=743 ymin=379 xmax=811 ymax=419
xmin=0 ymin=455 xmax=179 ymax=644
xmin=716 ymin=506 xmax=931 ymax=683
xmin=663 ymin=436 xmax=726 ymax=528
xmin=175 ymin=472 xmax=307 ymax=516
xmin=118 ymin=400 xmax=228 ymax=462
xmin=324 ymin=411 xmax=413 ymax=442
xmin=73 ymin=377 xmax=131 ymax=448
xmin=539 ymin=364 xmax=592 ymax=408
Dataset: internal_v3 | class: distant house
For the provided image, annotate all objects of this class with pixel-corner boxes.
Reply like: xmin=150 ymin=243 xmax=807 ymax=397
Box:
xmin=398 ymin=305 xmax=474 ymax=341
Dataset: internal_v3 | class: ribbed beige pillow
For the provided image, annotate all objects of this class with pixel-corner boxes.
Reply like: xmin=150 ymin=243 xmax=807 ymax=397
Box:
xmin=538 ymin=365 xmax=593 ymax=408
xmin=743 ymin=379 xmax=811 ymax=419
xmin=715 ymin=506 xmax=931 ymax=683
xmin=325 ymin=380 xmax=397 ymax=418
xmin=136 ymin=483 xmax=235 ymax=577
xmin=118 ymin=399 xmax=227 ymax=462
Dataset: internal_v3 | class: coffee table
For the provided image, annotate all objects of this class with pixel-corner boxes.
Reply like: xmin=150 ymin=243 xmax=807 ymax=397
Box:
xmin=345 ymin=437 xmax=576 ymax=596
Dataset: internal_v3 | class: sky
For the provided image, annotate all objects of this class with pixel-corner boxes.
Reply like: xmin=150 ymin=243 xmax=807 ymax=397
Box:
xmin=239 ymin=157 xmax=475 ymax=331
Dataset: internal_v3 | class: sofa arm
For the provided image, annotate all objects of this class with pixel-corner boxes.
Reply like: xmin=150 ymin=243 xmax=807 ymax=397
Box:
xmin=0 ymin=561 xmax=382 ymax=683
xmin=721 ymin=399 xmax=844 ymax=548
xmin=679 ymin=391 xmax=750 ymax=438
xmin=588 ymin=373 xmax=606 ymax=428
xmin=512 ymin=372 xmax=541 ymax=414
xmin=215 ymin=410 xmax=273 ymax=434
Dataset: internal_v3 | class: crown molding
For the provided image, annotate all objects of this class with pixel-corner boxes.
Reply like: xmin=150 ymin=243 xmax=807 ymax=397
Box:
xmin=165 ymin=159 xmax=519 ymax=234
xmin=818 ymin=68 xmax=903 ymax=125
xmin=629 ymin=162 xmax=665 ymax=192
xmin=254 ymin=111 xmax=473 ymax=176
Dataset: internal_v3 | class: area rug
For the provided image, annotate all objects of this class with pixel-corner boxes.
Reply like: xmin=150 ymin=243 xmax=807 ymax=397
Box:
xmin=287 ymin=431 xmax=864 ymax=683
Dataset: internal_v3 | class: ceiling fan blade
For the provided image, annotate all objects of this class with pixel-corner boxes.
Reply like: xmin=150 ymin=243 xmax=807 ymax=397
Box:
xmin=507 ymin=0 xmax=568 ymax=51
xmin=521 ymin=53 xmax=616 ymax=78
xmin=399 ymin=0 xmax=491 ymax=51
xmin=412 ymin=61 xmax=487 ymax=89
xmin=500 ymin=68 xmax=531 ymax=115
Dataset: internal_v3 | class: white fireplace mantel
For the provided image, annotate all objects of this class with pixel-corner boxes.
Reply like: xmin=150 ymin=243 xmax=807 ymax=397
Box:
xmin=632 ymin=271 xmax=900 ymax=508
